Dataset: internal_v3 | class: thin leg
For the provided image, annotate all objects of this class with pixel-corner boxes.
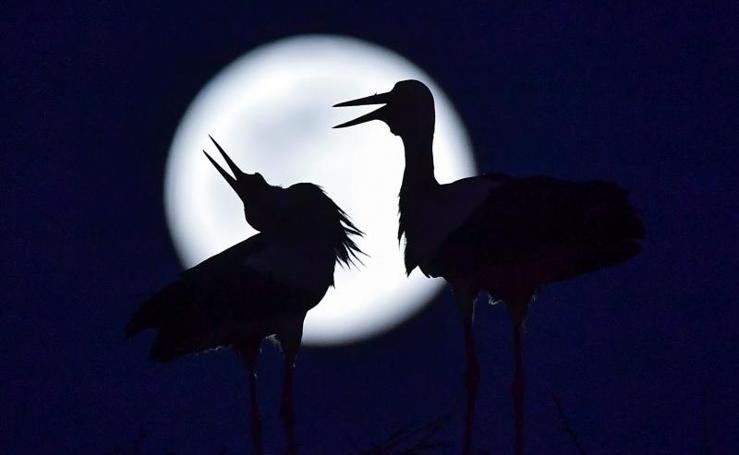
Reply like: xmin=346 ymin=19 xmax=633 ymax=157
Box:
xmin=456 ymin=290 xmax=479 ymax=455
xmin=281 ymin=350 xmax=297 ymax=455
xmin=512 ymin=322 xmax=525 ymax=455
xmin=278 ymin=315 xmax=304 ymax=455
xmin=236 ymin=345 xmax=263 ymax=455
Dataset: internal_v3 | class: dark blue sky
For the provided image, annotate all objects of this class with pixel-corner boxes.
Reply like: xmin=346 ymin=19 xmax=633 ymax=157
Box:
xmin=3 ymin=1 xmax=737 ymax=453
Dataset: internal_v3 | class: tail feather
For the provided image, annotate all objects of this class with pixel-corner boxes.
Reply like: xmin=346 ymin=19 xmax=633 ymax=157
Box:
xmin=124 ymin=302 xmax=154 ymax=338
xmin=576 ymin=183 xmax=645 ymax=273
xmin=587 ymin=184 xmax=644 ymax=239
xmin=125 ymin=283 xmax=182 ymax=337
xmin=126 ymin=282 xmax=215 ymax=362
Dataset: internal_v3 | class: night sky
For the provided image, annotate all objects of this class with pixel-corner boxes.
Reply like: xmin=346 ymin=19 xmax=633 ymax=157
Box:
xmin=3 ymin=1 xmax=738 ymax=453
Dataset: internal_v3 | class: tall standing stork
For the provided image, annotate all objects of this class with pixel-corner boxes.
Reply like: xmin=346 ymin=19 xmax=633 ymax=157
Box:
xmin=334 ymin=80 xmax=644 ymax=454
xmin=126 ymin=136 xmax=363 ymax=455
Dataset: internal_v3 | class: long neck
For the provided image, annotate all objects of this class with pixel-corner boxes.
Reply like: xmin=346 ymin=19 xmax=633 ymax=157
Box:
xmin=398 ymin=129 xmax=438 ymax=245
xmin=397 ymin=130 xmax=437 ymax=271
xmin=401 ymin=132 xmax=438 ymax=190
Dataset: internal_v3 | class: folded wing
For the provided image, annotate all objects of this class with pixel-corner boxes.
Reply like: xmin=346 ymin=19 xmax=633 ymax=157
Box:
xmin=126 ymin=234 xmax=322 ymax=362
xmin=435 ymin=174 xmax=645 ymax=284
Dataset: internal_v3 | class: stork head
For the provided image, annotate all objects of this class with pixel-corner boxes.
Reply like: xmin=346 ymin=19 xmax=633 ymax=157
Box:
xmin=203 ymin=136 xmax=276 ymax=232
xmin=203 ymin=137 xmax=363 ymax=266
xmin=333 ymin=80 xmax=435 ymax=139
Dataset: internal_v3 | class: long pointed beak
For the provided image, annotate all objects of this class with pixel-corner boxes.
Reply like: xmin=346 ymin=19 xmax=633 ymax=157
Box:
xmin=203 ymin=135 xmax=243 ymax=195
xmin=203 ymin=150 xmax=239 ymax=194
xmin=333 ymin=92 xmax=390 ymax=107
xmin=208 ymin=135 xmax=243 ymax=177
xmin=333 ymin=91 xmax=391 ymax=128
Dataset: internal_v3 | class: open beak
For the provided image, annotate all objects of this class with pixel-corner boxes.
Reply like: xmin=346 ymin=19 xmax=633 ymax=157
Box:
xmin=333 ymin=91 xmax=391 ymax=128
xmin=203 ymin=135 xmax=244 ymax=195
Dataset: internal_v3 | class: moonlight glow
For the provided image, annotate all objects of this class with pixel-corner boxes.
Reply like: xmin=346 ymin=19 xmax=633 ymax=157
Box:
xmin=164 ymin=35 xmax=476 ymax=346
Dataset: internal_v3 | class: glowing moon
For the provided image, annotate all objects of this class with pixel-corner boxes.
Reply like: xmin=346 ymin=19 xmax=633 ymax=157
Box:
xmin=164 ymin=35 xmax=476 ymax=346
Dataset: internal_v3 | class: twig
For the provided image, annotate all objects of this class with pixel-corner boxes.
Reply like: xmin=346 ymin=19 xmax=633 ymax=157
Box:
xmin=356 ymin=415 xmax=449 ymax=454
xmin=551 ymin=392 xmax=586 ymax=455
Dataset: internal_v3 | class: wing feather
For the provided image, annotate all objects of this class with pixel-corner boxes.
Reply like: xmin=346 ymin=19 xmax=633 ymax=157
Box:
xmin=433 ymin=174 xmax=645 ymax=281
xmin=126 ymin=233 xmax=323 ymax=361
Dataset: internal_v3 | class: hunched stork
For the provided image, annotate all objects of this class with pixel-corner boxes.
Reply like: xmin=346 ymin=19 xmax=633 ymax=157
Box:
xmin=126 ymin=136 xmax=363 ymax=455
xmin=334 ymin=80 xmax=644 ymax=454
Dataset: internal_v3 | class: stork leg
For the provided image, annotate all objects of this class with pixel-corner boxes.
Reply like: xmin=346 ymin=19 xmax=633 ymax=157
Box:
xmin=455 ymin=288 xmax=479 ymax=455
xmin=236 ymin=343 xmax=263 ymax=455
xmin=281 ymin=349 xmax=298 ymax=455
xmin=512 ymin=322 xmax=525 ymax=455
xmin=278 ymin=315 xmax=304 ymax=455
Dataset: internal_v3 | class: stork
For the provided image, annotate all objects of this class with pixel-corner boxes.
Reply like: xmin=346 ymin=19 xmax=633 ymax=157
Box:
xmin=334 ymin=80 xmax=644 ymax=454
xmin=126 ymin=136 xmax=362 ymax=455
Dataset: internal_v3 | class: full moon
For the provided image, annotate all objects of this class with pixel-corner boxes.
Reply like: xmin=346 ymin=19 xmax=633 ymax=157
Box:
xmin=164 ymin=35 xmax=476 ymax=346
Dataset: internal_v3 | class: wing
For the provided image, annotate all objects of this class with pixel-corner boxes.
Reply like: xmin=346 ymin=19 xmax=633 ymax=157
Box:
xmin=182 ymin=232 xmax=268 ymax=280
xmin=434 ymin=174 xmax=645 ymax=282
xmin=126 ymin=233 xmax=323 ymax=361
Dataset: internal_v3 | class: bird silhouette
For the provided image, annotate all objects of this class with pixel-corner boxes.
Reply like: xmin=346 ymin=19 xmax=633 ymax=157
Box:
xmin=334 ymin=80 xmax=644 ymax=454
xmin=126 ymin=136 xmax=363 ymax=455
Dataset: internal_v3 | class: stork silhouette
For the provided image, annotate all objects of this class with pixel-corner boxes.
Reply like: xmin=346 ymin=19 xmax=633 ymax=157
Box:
xmin=126 ymin=136 xmax=362 ymax=455
xmin=334 ymin=80 xmax=644 ymax=454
